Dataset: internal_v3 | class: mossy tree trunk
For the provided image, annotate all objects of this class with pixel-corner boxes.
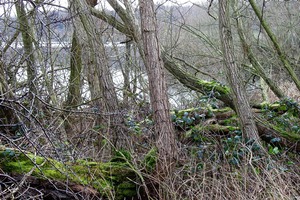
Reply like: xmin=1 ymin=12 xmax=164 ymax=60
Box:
xmin=249 ymin=0 xmax=300 ymax=92
xmin=219 ymin=0 xmax=261 ymax=143
xmin=66 ymin=32 xmax=82 ymax=108
xmin=162 ymin=52 xmax=234 ymax=109
xmin=233 ymin=1 xmax=285 ymax=100
xmin=63 ymin=31 xmax=83 ymax=137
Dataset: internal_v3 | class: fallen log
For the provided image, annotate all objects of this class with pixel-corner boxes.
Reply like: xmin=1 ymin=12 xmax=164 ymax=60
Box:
xmin=174 ymin=107 xmax=300 ymax=152
xmin=0 ymin=147 xmax=137 ymax=200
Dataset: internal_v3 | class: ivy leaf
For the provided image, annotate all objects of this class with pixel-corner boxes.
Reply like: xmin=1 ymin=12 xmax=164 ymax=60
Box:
xmin=269 ymin=146 xmax=280 ymax=155
xmin=171 ymin=114 xmax=177 ymax=122
xmin=272 ymin=147 xmax=280 ymax=154
xmin=270 ymin=137 xmax=281 ymax=143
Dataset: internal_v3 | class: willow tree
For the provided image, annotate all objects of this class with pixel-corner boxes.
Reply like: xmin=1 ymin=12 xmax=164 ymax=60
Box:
xmin=248 ymin=0 xmax=300 ymax=92
xmin=139 ymin=0 xmax=177 ymax=182
xmin=15 ymin=1 xmax=37 ymax=103
xmin=219 ymin=0 xmax=261 ymax=143
xmin=68 ymin=0 xmax=121 ymax=153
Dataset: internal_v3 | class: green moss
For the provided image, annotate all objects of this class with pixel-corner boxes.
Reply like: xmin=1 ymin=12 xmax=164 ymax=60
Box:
xmin=116 ymin=182 xmax=137 ymax=200
xmin=211 ymin=107 xmax=232 ymax=113
xmin=73 ymin=159 xmax=98 ymax=166
xmin=111 ymin=149 xmax=132 ymax=163
xmin=198 ymin=80 xmax=230 ymax=96
xmin=143 ymin=147 xmax=158 ymax=172
xmin=221 ymin=118 xmax=236 ymax=126
xmin=0 ymin=150 xmax=137 ymax=199
xmin=272 ymin=125 xmax=300 ymax=141
xmin=0 ymin=151 xmax=69 ymax=181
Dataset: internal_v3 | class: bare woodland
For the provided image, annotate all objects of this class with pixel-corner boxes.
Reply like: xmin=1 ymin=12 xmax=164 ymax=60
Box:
xmin=0 ymin=0 xmax=300 ymax=199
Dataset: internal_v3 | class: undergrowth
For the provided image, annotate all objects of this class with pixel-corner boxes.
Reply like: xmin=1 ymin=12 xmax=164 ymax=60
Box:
xmin=1 ymin=98 xmax=300 ymax=200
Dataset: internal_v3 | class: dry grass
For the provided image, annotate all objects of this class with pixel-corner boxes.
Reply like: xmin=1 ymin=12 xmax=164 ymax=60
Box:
xmin=1 ymin=98 xmax=300 ymax=200
xmin=146 ymin=149 xmax=300 ymax=200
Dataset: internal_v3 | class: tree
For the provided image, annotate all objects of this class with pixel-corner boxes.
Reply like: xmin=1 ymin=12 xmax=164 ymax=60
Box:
xmin=249 ymin=0 xmax=300 ymax=92
xmin=232 ymin=1 xmax=285 ymax=100
xmin=219 ymin=0 xmax=261 ymax=143
xmin=15 ymin=0 xmax=38 ymax=105
xmin=139 ymin=0 xmax=177 ymax=182
xmin=68 ymin=0 xmax=121 ymax=153
xmin=65 ymin=31 xmax=82 ymax=108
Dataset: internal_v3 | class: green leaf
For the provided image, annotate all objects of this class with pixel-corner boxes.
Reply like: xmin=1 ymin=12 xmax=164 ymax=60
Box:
xmin=287 ymin=161 xmax=294 ymax=165
xmin=277 ymin=105 xmax=287 ymax=111
xmin=269 ymin=146 xmax=280 ymax=155
xmin=272 ymin=147 xmax=280 ymax=154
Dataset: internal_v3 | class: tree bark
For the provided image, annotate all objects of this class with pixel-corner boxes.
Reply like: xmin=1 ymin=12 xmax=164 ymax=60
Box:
xmin=69 ymin=0 xmax=121 ymax=155
xmin=139 ymin=0 xmax=177 ymax=180
xmin=66 ymin=32 xmax=82 ymax=108
xmin=219 ymin=0 xmax=260 ymax=143
xmin=162 ymin=52 xmax=235 ymax=109
xmin=15 ymin=0 xmax=37 ymax=101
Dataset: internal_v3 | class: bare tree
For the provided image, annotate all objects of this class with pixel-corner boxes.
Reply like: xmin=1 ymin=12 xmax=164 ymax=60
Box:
xmin=232 ymin=1 xmax=285 ymax=100
xmin=249 ymin=0 xmax=300 ymax=92
xmin=68 ymin=0 xmax=121 ymax=155
xmin=15 ymin=0 xmax=38 ymax=104
xmin=219 ymin=0 xmax=260 ymax=143
xmin=139 ymin=0 xmax=177 ymax=188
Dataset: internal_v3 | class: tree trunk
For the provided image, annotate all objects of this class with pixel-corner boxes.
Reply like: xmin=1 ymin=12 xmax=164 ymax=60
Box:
xmin=15 ymin=0 xmax=37 ymax=102
xmin=233 ymin=2 xmax=285 ymax=100
xmin=249 ymin=0 xmax=300 ymax=92
xmin=122 ymin=38 xmax=132 ymax=107
xmin=66 ymin=32 xmax=82 ymax=108
xmin=162 ymin=52 xmax=234 ymax=109
xmin=139 ymin=0 xmax=177 ymax=193
xmin=69 ymin=0 xmax=121 ymax=157
xmin=219 ymin=0 xmax=261 ymax=143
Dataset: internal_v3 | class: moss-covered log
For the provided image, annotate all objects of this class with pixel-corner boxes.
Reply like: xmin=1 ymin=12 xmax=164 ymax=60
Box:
xmin=0 ymin=147 xmax=137 ymax=199
xmin=174 ymin=106 xmax=300 ymax=152
xmin=255 ymin=117 xmax=300 ymax=152
xmin=162 ymin=53 xmax=235 ymax=109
